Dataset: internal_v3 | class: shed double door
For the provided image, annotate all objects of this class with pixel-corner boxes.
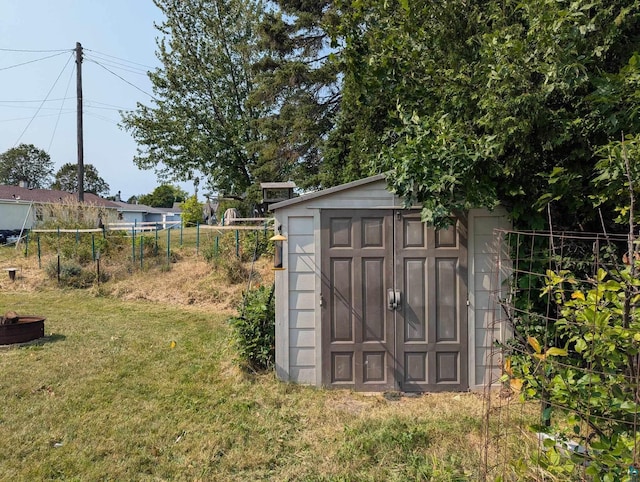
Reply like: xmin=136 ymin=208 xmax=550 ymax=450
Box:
xmin=321 ymin=210 xmax=468 ymax=392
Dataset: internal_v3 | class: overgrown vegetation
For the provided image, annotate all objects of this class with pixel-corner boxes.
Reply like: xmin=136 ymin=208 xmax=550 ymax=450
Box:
xmin=503 ymin=138 xmax=640 ymax=479
xmin=228 ymin=285 xmax=275 ymax=371
xmin=201 ymin=230 xmax=271 ymax=285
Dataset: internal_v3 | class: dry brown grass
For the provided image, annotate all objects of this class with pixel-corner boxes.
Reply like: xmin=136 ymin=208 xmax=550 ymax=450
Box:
xmin=0 ymin=244 xmax=274 ymax=313
xmin=0 ymin=247 xmax=47 ymax=292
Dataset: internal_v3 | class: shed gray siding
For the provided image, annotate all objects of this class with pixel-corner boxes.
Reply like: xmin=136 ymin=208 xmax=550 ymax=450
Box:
xmin=286 ymin=215 xmax=316 ymax=384
xmin=468 ymin=208 xmax=511 ymax=388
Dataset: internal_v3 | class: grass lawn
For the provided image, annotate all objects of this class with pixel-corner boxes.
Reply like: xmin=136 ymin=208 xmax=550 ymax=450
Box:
xmin=0 ymin=243 xmax=538 ymax=481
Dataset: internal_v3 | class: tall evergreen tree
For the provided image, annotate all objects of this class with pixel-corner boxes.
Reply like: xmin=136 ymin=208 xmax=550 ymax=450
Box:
xmin=251 ymin=0 xmax=346 ymax=190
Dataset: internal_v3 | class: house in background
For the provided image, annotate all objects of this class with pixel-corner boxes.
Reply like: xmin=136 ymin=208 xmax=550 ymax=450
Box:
xmin=144 ymin=206 xmax=182 ymax=228
xmin=0 ymin=185 xmax=120 ymax=231
xmin=111 ymin=201 xmax=182 ymax=228
xmin=270 ymin=174 xmax=511 ymax=393
xmin=111 ymin=201 xmax=149 ymax=225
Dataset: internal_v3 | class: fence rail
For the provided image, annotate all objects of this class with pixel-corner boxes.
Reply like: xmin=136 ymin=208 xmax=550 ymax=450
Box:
xmin=30 ymin=217 xmax=275 ymax=235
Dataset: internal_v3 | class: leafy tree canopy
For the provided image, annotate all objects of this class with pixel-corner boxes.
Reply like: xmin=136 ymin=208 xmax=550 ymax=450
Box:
xmin=179 ymin=195 xmax=203 ymax=226
xmin=138 ymin=184 xmax=187 ymax=208
xmin=0 ymin=143 xmax=54 ymax=189
xmin=121 ymin=0 xmax=264 ymax=202
xmin=51 ymin=162 xmax=110 ymax=197
xmin=332 ymin=0 xmax=640 ymax=230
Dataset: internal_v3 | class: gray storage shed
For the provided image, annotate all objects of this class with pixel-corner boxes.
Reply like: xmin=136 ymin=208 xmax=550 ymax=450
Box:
xmin=270 ymin=174 xmax=510 ymax=392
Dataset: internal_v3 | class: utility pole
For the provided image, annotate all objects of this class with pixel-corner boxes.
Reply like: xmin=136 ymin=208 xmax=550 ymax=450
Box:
xmin=76 ymin=42 xmax=84 ymax=202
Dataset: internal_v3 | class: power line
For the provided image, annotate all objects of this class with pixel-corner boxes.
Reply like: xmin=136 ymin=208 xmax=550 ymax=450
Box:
xmin=0 ymin=97 xmax=74 ymax=103
xmin=85 ymin=104 xmax=133 ymax=112
xmin=0 ymin=111 xmax=75 ymax=123
xmin=87 ymin=58 xmax=156 ymax=100
xmin=0 ymin=103 xmax=76 ymax=112
xmin=84 ymin=54 xmax=150 ymax=77
xmin=86 ymin=99 xmax=132 ymax=110
xmin=0 ymin=51 xmax=70 ymax=72
xmin=13 ymin=52 xmax=74 ymax=146
xmin=84 ymin=53 xmax=150 ymax=75
xmin=84 ymin=48 xmax=156 ymax=70
xmin=84 ymin=111 xmax=120 ymax=125
xmin=0 ymin=47 xmax=70 ymax=53
xmin=48 ymin=61 xmax=76 ymax=152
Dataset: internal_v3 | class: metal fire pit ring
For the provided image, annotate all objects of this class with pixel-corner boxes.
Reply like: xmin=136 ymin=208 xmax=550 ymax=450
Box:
xmin=0 ymin=316 xmax=45 ymax=345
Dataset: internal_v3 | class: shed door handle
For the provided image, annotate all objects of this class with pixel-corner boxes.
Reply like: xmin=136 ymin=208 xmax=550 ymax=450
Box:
xmin=387 ymin=290 xmax=402 ymax=310
xmin=387 ymin=289 xmax=397 ymax=310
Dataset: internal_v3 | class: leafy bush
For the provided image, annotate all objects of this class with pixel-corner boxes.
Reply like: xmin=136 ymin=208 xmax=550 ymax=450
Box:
xmin=45 ymin=258 xmax=108 ymax=288
xmin=509 ymin=266 xmax=640 ymax=480
xmin=180 ymin=195 xmax=203 ymax=226
xmin=228 ymin=285 xmax=275 ymax=371
xmin=202 ymin=229 xmax=273 ymax=265
xmin=240 ymin=230 xmax=273 ymax=262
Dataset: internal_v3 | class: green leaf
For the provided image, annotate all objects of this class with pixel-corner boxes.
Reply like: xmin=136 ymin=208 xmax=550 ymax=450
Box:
xmin=545 ymin=347 xmax=568 ymax=357
xmin=528 ymin=336 xmax=542 ymax=354
xmin=574 ymin=338 xmax=587 ymax=353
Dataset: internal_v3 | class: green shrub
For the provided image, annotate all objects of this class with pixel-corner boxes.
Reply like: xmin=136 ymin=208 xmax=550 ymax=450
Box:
xmin=202 ymin=229 xmax=273 ymax=264
xmin=240 ymin=230 xmax=273 ymax=262
xmin=228 ymin=285 xmax=275 ymax=371
xmin=45 ymin=258 xmax=108 ymax=288
xmin=180 ymin=196 xmax=203 ymax=226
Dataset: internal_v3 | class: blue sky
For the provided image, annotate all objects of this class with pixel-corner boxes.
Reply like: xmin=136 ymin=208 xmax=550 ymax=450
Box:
xmin=0 ymin=0 xmax=193 ymax=200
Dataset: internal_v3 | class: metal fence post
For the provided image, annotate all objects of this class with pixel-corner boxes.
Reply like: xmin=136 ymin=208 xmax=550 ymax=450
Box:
xmin=167 ymin=227 xmax=171 ymax=263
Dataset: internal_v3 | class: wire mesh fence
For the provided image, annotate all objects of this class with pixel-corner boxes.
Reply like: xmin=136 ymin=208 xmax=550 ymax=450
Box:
xmin=482 ymin=229 xmax=640 ymax=481
xmin=14 ymin=219 xmax=274 ymax=286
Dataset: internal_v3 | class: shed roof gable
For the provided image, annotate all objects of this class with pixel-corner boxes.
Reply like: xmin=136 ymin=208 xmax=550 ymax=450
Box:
xmin=270 ymin=174 xmax=389 ymax=211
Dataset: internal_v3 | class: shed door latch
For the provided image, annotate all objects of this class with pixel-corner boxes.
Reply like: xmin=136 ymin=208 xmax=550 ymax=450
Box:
xmin=387 ymin=289 xmax=402 ymax=310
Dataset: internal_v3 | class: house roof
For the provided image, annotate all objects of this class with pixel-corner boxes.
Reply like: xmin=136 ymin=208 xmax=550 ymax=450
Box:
xmin=111 ymin=200 xmax=182 ymax=214
xmin=260 ymin=181 xmax=297 ymax=189
xmin=0 ymin=185 xmax=120 ymax=208
xmin=151 ymin=207 xmax=182 ymax=214
xmin=269 ymin=173 xmax=387 ymax=211
xmin=111 ymin=200 xmax=150 ymax=213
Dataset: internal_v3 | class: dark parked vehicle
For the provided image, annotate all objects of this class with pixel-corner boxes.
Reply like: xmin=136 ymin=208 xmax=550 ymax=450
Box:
xmin=0 ymin=230 xmax=22 ymax=245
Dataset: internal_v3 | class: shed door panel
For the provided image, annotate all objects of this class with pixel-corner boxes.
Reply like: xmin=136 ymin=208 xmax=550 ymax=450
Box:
xmin=396 ymin=212 xmax=468 ymax=392
xmin=321 ymin=211 xmax=395 ymax=391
